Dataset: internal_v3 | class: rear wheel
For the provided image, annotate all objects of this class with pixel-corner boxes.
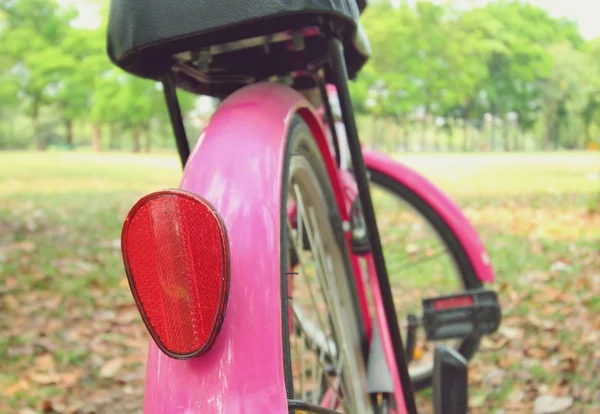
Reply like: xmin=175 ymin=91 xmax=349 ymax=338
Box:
xmin=280 ymin=117 xmax=371 ymax=412
xmin=369 ymin=169 xmax=482 ymax=390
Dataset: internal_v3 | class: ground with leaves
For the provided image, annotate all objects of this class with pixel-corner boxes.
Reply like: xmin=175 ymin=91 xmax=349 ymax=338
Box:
xmin=1 ymin=151 xmax=598 ymax=413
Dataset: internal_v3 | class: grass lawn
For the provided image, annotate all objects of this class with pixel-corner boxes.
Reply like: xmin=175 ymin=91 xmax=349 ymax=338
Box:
xmin=1 ymin=150 xmax=598 ymax=413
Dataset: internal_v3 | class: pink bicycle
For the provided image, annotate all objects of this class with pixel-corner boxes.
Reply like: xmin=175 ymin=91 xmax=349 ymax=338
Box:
xmin=109 ymin=1 xmax=501 ymax=413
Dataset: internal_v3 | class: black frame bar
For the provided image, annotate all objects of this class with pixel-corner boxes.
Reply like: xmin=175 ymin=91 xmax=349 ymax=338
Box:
xmin=162 ymin=73 xmax=190 ymax=168
xmin=316 ymin=75 xmax=342 ymax=167
xmin=327 ymin=37 xmax=418 ymax=414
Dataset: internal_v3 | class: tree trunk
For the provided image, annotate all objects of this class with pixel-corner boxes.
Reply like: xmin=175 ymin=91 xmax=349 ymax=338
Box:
xmin=109 ymin=124 xmax=117 ymax=150
xmin=91 ymin=123 xmax=102 ymax=152
xmin=489 ymin=118 xmax=495 ymax=152
xmin=371 ymin=116 xmax=378 ymax=149
xmin=133 ymin=126 xmax=141 ymax=153
xmin=502 ymin=118 xmax=509 ymax=151
xmin=420 ymin=118 xmax=427 ymax=151
xmin=392 ymin=117 xmax=402 ymax=152
xmin=583 ymin=121 xmax=591 ymax=149
xmin=33 ymin=102 xmax=44 ymax=150
xmin=446 ymin=121 xmax=453 ymax=151
xmin=144 ymin=127 xmax=151 ymax=152
xmin=403 ymin=120 xmax=410 ymax=152
xmin=65 ymin=120 xmax=73 ymax=146
xmin=463 ymin=122 xmax=469 ymax=152
xmin=544 ymin=114 xmax=552 ymax=151
xmin=553 ymin=118 xmax=560 ymax=150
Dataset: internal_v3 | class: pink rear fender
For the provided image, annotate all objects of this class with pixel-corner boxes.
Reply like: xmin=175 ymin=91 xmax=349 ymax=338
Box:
xmin=363 ymin=150 xmax=495 ymax=284
xmin=143 ymin=83 xmax=331 ymax=414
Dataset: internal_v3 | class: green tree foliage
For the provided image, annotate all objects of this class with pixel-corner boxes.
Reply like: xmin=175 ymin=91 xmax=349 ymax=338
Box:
xmin=0 ymin=0 xmax=599 ymax=151
xmin=352 ymin=0 xmax=600 ymax=151
xmin=541 ymin=44 xmax=597 ymax=149
xmin=1 ymin=0 xmax=77 ymax=148
xmin=0 ymin=0 xmax=199 ymax=151
xmin=581 ymin=38 xmax=600 ymax=147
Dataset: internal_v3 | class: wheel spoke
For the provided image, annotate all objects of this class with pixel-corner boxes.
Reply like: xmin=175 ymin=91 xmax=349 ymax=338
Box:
xmin=290 ymin=184 xmax=351 ymax=410
xmin=288 ymin=219 xmax=336 ymax=361
xmin=301 ymin=329 xmax=307 ymax=402
xmin=286 ymin=152 xmax=368 ymax=412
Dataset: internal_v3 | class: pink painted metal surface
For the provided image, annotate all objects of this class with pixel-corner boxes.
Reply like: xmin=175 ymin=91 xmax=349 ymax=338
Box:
xmin=337 ymin=169 xmax=373 ymax=340
xmin=138 ymin=82 xmax=460 ymax=413
xmin=302 ymin=114 xmax=374 ymax=342
xmin=363 ymin=149 xmax=495 ymax=283
xmin=143 ymin=83 xmax=326 ymax=414
xmin=365 ymin=254 xmax=407 ymax=414
xmin=286 ymin=111 xmax=373 ymax=343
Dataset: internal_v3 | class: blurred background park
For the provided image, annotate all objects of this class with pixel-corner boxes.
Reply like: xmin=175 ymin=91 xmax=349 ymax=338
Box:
xmin=0 ymin=0 xmax=599 ymax=413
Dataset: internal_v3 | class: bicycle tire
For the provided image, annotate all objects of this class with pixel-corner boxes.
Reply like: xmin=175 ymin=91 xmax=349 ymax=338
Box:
xmin=280 ymin=116 xmax=369 ymax=412
xmin=368 ymin=168 xmax=482 ymax=391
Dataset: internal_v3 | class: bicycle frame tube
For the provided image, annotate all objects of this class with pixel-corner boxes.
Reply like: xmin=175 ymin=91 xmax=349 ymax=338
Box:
xmin=162 ymin=73 xmax=190 ymax=168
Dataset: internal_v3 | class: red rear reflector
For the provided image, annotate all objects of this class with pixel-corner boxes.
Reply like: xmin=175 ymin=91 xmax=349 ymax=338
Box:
xmin=433 ymin=295 xmax=474 ymax=311
xmin=121 ymin=190 xmax=230 ymax=359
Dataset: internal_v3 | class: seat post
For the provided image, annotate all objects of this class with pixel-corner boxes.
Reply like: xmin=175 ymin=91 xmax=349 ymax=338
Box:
xmin=162 ymin=72 xmax=190 ymax=169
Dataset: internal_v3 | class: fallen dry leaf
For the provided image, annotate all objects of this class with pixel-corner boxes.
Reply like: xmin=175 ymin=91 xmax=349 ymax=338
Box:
xmin=525 ymin=270 xmax=550 ymax=282
xmin=0 ymin=240 xmax=37 ymax=254
xmin=405 ymin=244 xmax=419 ymax=255
xmin=499 ymin=325 xmax=523 ymax=340
xmin=549 ymin=261 xmax=572 ymax=274
xmin=99 ymin=357 xmax=123 ymax=378
xmin=539 ymin=337 xmax=559 ymax=352
xmin=121 ymin=354 xmax=147 ymax=364
xmin=508 ymin=389 xmax=524 ymax=402
xmin=39 ymin=399 xmax=53 ymax=412
xmin=470 ymin=392 xmax=487 ymax=408
xmin=116 ymin=307 xmax=139 ymax=325
xmin=538 ymin=286 xmax=563 ymax=302
xmin=480 ymin=336 xmax=508 ymax=350
xmin=3 ymin=294 xmax=20 ymax=311
xmin=527 ymin=314 xmax=556 ymax=330
xmin=550 ymin=382 xmax=570 ymax=397
xmin=122 ymin=336 xmax=148 ymax=350
xmin=514 ymin=369 xmax=534 ymax=382
xmin=29 ymin=372 xmax=59 ymax=385
xmin=4 ymin=379 xmax=30 ymax=397
xmin=34 ymin=354 xmax=56 ymax=370
xmin=483 ymin=368 xmax=505 ymax=386
xmin=7 ymin=344 xmax=34 ymax=357
xmin=59 ymin=369 xmax=82 ymax=388
xmin=88 ymin=389 xmax=113 ymax=405
xmin=533 ymin=395 xmax=574 ymax=413
xmin=4 ymin=275 xmax=17 ymax=289
xmin=573 ymin=385 xmax=595 ymax=403
xmin=39 ymin=320 xmax=63 ymax=336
